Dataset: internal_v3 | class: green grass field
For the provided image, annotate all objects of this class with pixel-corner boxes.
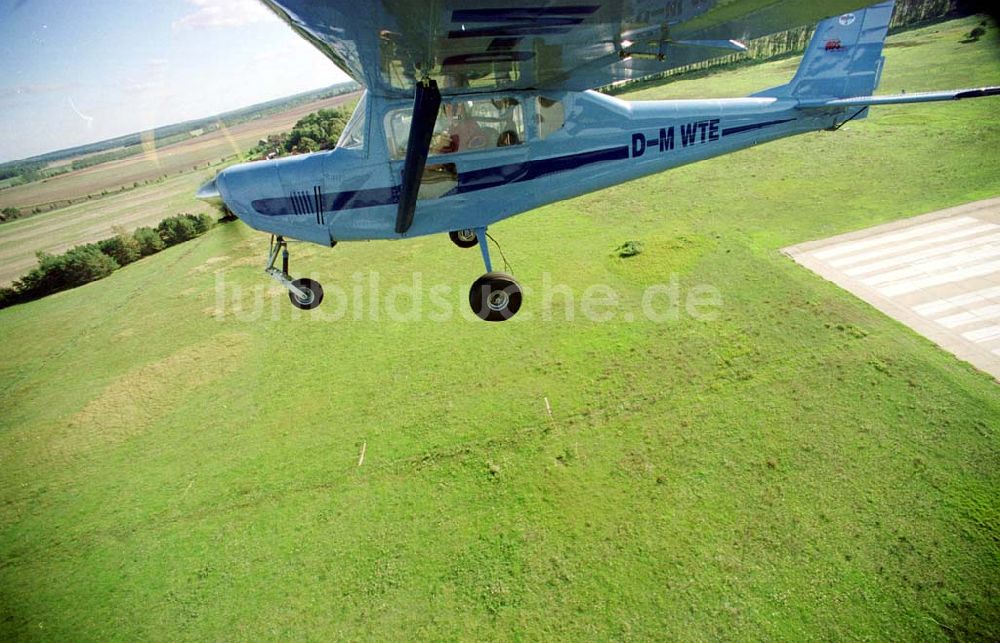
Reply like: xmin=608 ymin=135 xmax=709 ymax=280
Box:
xmin=1 ymin=17 xmax=998 ymax=640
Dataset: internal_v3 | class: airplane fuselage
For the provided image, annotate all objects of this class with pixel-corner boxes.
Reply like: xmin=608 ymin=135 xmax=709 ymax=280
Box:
xmin=212 ymin=89 xmax=840 ymax=246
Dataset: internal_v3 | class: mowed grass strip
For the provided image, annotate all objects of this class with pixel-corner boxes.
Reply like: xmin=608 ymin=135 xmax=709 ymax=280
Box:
xmin=0 ymin=17 xmax=998 ymax=640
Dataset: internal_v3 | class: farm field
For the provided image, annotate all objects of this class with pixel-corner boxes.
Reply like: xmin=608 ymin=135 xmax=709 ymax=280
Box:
xmin=0 ymin=16 xmax=998 ymax=641
xmin=0 ymin=93 xmax=360 ymax=286
xmin=0 ymin=171 xmax=215 ymax=285
xmin=0 ymin=92 xmax=359 ymax=212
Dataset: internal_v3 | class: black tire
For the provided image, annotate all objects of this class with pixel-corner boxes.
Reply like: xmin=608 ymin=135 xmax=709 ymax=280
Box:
xmin=449 ymin=229 xmax=479 ymax=248
xmin=469 ymin=272 xmax=522 ymax=322
xmin=288 ymin=278 xmax=324 ymax=310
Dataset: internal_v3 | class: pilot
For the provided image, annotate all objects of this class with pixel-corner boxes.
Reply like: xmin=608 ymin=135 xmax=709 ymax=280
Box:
xmin=430 ymin=103 xmax=484 ymax=154
xmin=448 ymin=102 xmax=487 ymax=151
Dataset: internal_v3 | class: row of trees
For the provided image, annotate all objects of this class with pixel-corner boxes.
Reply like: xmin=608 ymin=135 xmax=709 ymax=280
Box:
xmin=0 ymin=161 xmax=46 ymax=183
xmin=606 ymin=0 xmax=965 ymax=94
xmin=70 ymin=147 xmax=142 ymax=171
xmin=0 ymin=161 xmax=73 ymax=191
xmin=0 ymin=213 xmax=215 ymax=309
xmin=246 ymin=107 xmax=352 ymax=160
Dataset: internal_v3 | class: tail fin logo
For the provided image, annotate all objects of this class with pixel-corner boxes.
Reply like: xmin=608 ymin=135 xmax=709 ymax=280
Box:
xmin=838 ymin=13 xmax=857 ymax=26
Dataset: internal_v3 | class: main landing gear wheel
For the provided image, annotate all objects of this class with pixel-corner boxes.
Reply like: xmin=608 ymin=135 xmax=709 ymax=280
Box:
xmin=288 ymin=277 xmax=324 ymax=310
xmin=469 ymin=272 xmax=522 ymax=322
xmin=449 ymin=229 xmax=479 ymax=248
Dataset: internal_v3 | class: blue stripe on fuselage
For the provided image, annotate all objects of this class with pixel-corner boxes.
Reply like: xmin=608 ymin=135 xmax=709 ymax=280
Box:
xmin=251 ymin=145 xmax=628 ymax=216
xmin=453 ymin=145 xmax=629 ymax=195
xmin=721 ymin=118 xmax=795 ymax=137
xmin=252 ymin=185 xmax=399 ymax=216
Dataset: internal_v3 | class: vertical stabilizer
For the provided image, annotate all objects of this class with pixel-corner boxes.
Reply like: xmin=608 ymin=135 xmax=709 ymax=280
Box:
xmin=757 ymin=1 xmax=895 ymax=100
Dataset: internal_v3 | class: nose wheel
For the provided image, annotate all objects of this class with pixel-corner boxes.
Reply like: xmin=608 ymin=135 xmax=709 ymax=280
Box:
xmin=449 ymin=228 xmax=479 ymax=248
xmin=287 ymin=277 xmax=324 ymax=310
xmin=265 ymin=236 xmax=325 ymax=310
xmin=466 ymin=227 xmax=521 ymax=322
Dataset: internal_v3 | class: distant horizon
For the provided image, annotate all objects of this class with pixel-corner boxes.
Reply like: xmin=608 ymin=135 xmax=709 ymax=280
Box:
xmin=0 ymin=80 xmax=361 ymax=166
xmin=0 ymin=0 xmax=353 ymax=164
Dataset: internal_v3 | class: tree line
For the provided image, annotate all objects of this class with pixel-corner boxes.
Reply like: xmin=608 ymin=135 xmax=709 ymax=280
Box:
xmin=0 ymin=213 xmax=217 ymax=309
xmin=606 ymin=0 xmax=964 ymax=94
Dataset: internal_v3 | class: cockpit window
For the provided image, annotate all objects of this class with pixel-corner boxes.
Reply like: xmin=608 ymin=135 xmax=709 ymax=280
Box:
xmin=385 ymin=97 xmax=525 ymax=160
xmin=536 ymin=96 xmax=565 ymax=139
xmin=337 ymin=92 xmax=367 ymax=149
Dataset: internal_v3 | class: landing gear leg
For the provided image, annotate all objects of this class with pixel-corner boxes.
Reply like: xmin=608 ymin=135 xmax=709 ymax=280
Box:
xmin=475 ymin=228 xmax=492 ymax=273
xmin=265 ymin=236 xmax=324 ymax=310
xmin=468 ymin=227 xmax=521 ymax=322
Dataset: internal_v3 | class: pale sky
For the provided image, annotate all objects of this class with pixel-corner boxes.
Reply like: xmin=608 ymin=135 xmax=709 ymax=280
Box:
xmin=0 ymin=0 xmax=352 ymax=163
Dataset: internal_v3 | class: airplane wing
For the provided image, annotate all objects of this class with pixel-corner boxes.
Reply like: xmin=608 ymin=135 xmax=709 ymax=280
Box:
xmin=261 ymin=0 xmax=877 ymax=97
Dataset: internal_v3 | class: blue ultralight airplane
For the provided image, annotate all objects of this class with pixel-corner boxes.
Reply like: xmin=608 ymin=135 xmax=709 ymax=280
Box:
xmin=197 ymin=0 xmax=999 ymax=321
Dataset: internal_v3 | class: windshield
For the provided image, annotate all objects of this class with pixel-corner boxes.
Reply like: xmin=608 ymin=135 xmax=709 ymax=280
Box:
xmin=336 ymin=91 xmax=368 ymax=149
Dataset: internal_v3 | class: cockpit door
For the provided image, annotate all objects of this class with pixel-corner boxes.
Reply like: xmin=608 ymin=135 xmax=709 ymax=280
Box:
xmin=383 ymin=94 xmax=531 ymax=203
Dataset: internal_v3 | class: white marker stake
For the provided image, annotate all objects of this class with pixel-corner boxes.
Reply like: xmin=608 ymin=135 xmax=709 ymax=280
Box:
xmin=358 ymin=441 xmax=367 ymax=467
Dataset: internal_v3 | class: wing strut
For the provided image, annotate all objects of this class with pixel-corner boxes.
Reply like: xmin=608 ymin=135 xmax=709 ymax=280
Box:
xmin=395 ymin=79 xmax=441 ymax=234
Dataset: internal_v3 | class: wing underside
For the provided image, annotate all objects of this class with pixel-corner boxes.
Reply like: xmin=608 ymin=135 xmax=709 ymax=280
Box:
xmin=263 ymin=0 xmax=877 ymax=97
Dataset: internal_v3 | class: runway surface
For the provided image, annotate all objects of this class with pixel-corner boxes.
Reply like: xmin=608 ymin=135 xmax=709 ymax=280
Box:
xmin=784 ymin=198 xmax=1000 ymax=381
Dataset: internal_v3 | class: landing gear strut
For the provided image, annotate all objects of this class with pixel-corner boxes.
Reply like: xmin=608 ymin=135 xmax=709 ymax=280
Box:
xmin=467 ymin=227 xmax=521 ymax=322
xmin=265 ymin=236 xmax=324 ymax=310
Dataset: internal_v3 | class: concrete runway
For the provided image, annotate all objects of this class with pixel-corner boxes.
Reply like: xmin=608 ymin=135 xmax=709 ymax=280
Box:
xmin=784 ymin=197 xmax=1000 ymax=381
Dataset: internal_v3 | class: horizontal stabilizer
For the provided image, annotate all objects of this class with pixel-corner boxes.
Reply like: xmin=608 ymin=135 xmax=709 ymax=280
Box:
xmin=798 ymin=86 xmax=1000 ymax=109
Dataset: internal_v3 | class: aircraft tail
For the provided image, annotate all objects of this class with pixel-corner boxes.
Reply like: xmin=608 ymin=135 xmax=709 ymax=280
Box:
xmin=758 ymin=0 xmax=1000 ymax=116
xmin=757 ymin=1 xmax=895 ymax=101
